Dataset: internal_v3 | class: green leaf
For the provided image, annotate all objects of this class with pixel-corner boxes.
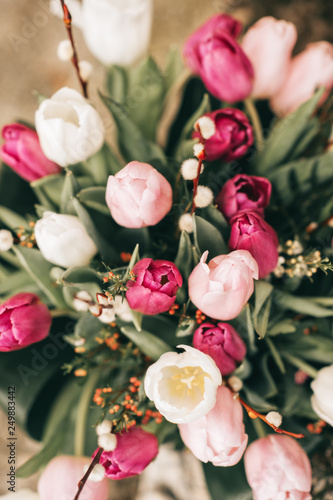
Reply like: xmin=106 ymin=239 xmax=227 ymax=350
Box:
xmin=267 ymin=153 xmax=333 ymax=206
xmin=13 ymin=246 xmax=67 ymax=308
xmin=127 ymin=56 xmax=165 ymax=141
xmin=193 ymin=215 xmax=228 ymax=258
xmin=30 ymin=174 xmax=64 ymax=211
xmin=83 ymin=142 xmax=123 ymax=184
xmin=281 ymin=335 xmax=333 ymax=364
xmin=61 ymin=266 xmax=103 ymax=286
xmin=72 ymin=197 xmax=118 ymax=262
xmin=121 ymin=326 xmax=171 ymax=360
xmin=255 ymin=88 xmax=325 ymax=173
xmin=268 ymin=320 xmax=297 ymax=336
xmin=0 ymin=270 xmax=31 ymax=294
xmin=265 ymin=337 xmax=286 ymax=374
xmin=255 ymin=295 xmax=272 ymax=339
xmin=252 ymin=281 xmax=273 ymax=333
xmin=106 ymin=65 xmax=128 ymax=104
xmin=17 ymin=426 xmax=67 ymax=478
xmin=242 ymin=386 xmax=277 ymax=412
xmin=174 ymin=231 xmax=193 ymax=281
xmin=73 ymin=313 xmax=102 ymax=341
xmin=274 ymin=291 xmax=333 ymax=317
xmin=0 ymin=206 xmax=29 ymax=230
xmin=99 ymin=93 xmax=166 ymax=164
xmin=61 ymin=170 xmax=79 ymax=214
xmin=124 ymin=243 xmax=140 ymax=278
xmin=77 ymin=186 xmax=110 ymax=216
xmin=203 ymin=461 xmax=252 ymax=500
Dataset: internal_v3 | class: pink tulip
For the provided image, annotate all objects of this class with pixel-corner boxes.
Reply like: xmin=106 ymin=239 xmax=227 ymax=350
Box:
xmin=229 ymin=212 xmax=279 ymax=279
xmin=193 ymin=109 xmax=253 ymax=162
xmin=242 ymin=17 xmax=297 ymax=99
xmin=179 ymin=386 xmax=248 ymax=466
xmin=126 ymin=258 xmax=182 ymax=315
xmin=244 ymin=435 xmax=312 ymax=500
xmin=183 ymin=14 xmax=253 ymax=103
xmin=188 ymin=250 xmax=258 ymax=321
xmin=0 ymin=124 xmax=61 ymax=182
xmin=193 ymin=322 xmax=246 ymax=375
xmin=38 ymin=455 xmax=109 ymax=500
xmin=93 ymin=426 xmax=159 ymax=479
xmin=106 ymin=161 xmax=173 ymax=228
xmin=270 ymin=41 xmax=333 ymax=116
xmin=0 ymin=293 xmax=52 ymax=352
xmin=216 ymin=174 xmax=271 ymax=220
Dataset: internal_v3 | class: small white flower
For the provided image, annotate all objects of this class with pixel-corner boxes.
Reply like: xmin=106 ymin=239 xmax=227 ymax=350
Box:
xmin=97 ymin=307 xmax=116 ymax=324
xmin=88 ymin=464 xmax=106 ymax=483
xmin=180 ymin=159 xmax=204 ymax=180
xmin=194 ymin=186 xmax=214 ymax=208
xmin=266 ymin=411 xmax=282 ymax=428
xmin=0 ymin=229 xmax=13 ymax=251
xmin=144 ymin=345 xmax=222 ymax=424
xmin=73 ymin=290 xmax=93 ymax=312
xmin=96 ymin=293 xmax=109 ymax=307
xmin=195 ymin=116 xmax=216 ymax=140
xmin=228 ymin=376 xmax=243 ymax=392
xmin=179 ymin=213 xmax=193 ymax=234
xmin=311 ymin=364 xmax=333 ymax=426
xmin=89 ymin=303 xmax=102 ymax=317
xmin=34 ymin=212 xmax=98 ymax=268
xmin=96 ymin=420 xmax=113 ymax=436
xmin=57 ymin=40 xmax=74 ymax=61
xmin=98 ymin=432 xmax=117 ymax=452
xmin=79 ymin=60 xmax=93 ymax=82
xmin=193 ymin=143 xmax=205 ymax=158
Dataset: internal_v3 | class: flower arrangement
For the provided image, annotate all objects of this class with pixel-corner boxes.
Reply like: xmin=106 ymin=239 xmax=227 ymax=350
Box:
xmin=0 ymin=2 xmax=333 ymax=499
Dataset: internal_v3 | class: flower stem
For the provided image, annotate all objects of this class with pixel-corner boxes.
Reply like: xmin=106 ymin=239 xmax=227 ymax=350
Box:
xmin=59 ymin=0 xmax=88 ymax=98
xmin=73 ymin=447 xmax=103 ymax=500
xmin=74 ymin=371 xmax=101 ymax=457
xmin=191 ymin=158 xmax=204 ymax=215
xmin=244 ymin=98 xmax=264 ymax=151
xmin=237 ymin=396 xmax=305 ymax=439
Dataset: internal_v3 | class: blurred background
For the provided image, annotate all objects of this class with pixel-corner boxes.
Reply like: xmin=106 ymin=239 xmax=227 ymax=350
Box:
xmin=0 ymin=0 xmax=333 ymax=132
xmin=0 ymin=0 xmax=333 ymax=498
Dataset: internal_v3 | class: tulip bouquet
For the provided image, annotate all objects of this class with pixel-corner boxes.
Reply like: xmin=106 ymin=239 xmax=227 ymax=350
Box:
xmin=1 ymin=2 xmax=333 ymax=500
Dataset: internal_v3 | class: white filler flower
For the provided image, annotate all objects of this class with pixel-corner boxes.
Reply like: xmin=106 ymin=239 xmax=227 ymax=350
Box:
xmin=35 ymin=87 xmax=105 ymax=167
xmin=144 ymin=345 xmax=222 ymax=424
xmin=311 ymin=364 xmax=333 ymax=426
xmin=35 ymin=211 xmax=98 ymax=268
xmin=0 ymin=229 xmax=14 ymax=251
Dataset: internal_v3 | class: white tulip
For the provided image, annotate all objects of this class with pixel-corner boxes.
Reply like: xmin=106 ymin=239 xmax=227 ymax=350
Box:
xmin=311 ymin=364 xmax=333 ymax=426
xmin=0 ymin=490 xmax=39 ymax=500
xmin=81 ymin=0 xmax=153 ymax=66
xmin=35 ymin=87 xmax=105 ymax=167
xmin=144 ymin=345 xmax=222 ymax=424
xmin=35 ymin=212 xmax=98 ymax=268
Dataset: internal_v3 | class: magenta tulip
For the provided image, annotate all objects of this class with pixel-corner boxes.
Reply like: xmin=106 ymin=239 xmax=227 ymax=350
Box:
xmin=93 ymin=426 xmax=159 ymax=479
xmin=126 ymin=258 xmax=182 ymax=315
xmin=193 ymin=109 xmax=253 ymax=162
xmin=244 ymin=435 xmax=312 ymax=500
xmin=242 ymin=17 xmax=297 ymax=99
xmin=183 ymin=14 xmax=253 ymax=103
xmin=216 ymin=174 xmax=271 ymax=220
xmin=229 ymin=212 xmax=279 ymax=279
xmin=193 ymin=322 xmax=246 ymax=375
xmin=0 ymin=293 xmax=52 ymax=352
xmin=179 ymin=386 xmax=248 ymax=466
xmin=0 ymin=124 xmax=61 ymax=182
xmin=38 ymin=455 xmax=109 ymax=500
xmin=106 ymin=161 xmax=173 ymax=228
xmin=188 ymin=250 xmax=258 ymax=321
xmin=270 ymin=41 xmax=333 ymax=116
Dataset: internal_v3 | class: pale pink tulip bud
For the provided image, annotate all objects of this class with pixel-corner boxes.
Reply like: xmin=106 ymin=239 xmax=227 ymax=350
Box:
xmin=106 ymin=161 xmax=173 ymax=228
xmin=38 ymin=455 xmax=109 ymax=500
xmin=244 ymin=435 xmax=312 ymax=500
xmin=270 ymin=41 xmax=333 ymax=116
xmin=179 ymin=386 xmax=248 ymax=466
xmin=242 ymin=17 xmax=297 ymax=99
xmin=188 ymin=250 xmax=258 ymax=321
